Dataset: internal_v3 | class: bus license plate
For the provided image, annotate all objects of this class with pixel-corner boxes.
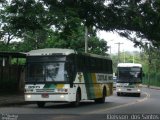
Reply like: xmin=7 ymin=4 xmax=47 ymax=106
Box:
xmin=41 ymin=93 xmax=49 ymax=98
xmin=127 ymin=89 xmax=131 ymax=91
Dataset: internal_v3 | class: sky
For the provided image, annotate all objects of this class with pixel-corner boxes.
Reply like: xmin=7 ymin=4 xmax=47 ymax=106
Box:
xmin=97 ymin=31 xmax=141 ymax=54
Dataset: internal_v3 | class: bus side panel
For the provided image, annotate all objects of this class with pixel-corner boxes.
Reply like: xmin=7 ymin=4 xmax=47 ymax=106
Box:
xmin=91 ymin=73 xmax=103 ymax=98
xmin=73 ymin=72 xmax=88 ymax=100
xmin=83 ymin=73 xmax=96 ymax=99
xmin=83 ymin=73 xmax=107 ymax=100
xmin=73 ymin=72 xmax=103 ymax=100
xmin=72 ymin=72 xmax=113 ymax=101
xmin=107 ymin=83 xmax=113 ymax=96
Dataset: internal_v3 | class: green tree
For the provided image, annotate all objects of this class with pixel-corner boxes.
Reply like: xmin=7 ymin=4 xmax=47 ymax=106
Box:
xmin=2 ymin=0 xmax=160 ymax=53
xmin=0 ymin=0 xmax=109 ymax=54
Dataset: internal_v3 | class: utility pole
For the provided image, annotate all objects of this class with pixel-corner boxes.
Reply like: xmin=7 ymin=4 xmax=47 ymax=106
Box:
xmin=107 ymin=39 xmax=113 ymax=55
xmin=148 ymin=43 xmax=151 ymax=88
xmin=123 ymin=50 xmax=126 ymax=63
xmin=115 ymin=42 xmax=123 ymax=63
xmin=133 ymin=54 xmax=135 ymax=63
xmin=85 ymin=26 xmax=88 ymax=53
xmin=108 ymin=46 xmax=111 ymax=54
xmin=84 ymin=0 xmax=88 ymax=53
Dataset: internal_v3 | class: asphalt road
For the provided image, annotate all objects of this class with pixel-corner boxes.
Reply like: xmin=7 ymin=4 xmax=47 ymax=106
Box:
xmin=0 ymin=87 xmax=159 ymax=120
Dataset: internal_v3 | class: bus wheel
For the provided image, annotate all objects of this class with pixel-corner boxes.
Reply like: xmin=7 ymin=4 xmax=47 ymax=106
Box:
xmin=136 ymin=93 xmax=141 ymax=97
xmin=37 ymin=102 xmax=45 ymax=108
xmin=117 ymin=92 xmax=120 ymax=96
xmin=72 ymin=90 xmax=81 ymax=107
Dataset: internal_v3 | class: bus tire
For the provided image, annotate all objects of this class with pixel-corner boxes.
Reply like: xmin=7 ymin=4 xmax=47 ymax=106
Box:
xmin=95 ymin=88 xmax=106 ymax=103
xmin=72 ymin=89 xmax=81 ymax=107
xmin=37 ymin=102 xmax=45 ymax=108
xmin=117 ymin=92 xmax=120 ymax=96
xmin=136 ymin=93 xmax=141 ymax=97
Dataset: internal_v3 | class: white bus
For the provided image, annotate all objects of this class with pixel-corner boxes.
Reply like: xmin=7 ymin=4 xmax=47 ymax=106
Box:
xmin=116 ymin=63 xmax=143 ymax=97
xmin=24 ymin=48 xmax=113 ymax=107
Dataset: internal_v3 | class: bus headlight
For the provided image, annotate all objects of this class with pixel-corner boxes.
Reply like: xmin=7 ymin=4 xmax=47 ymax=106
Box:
xmin=26 ymin=95 xmax=31 ymax=99
xmin=137 ymin=89 xmax=141 ymax=92
xmin=60 ymin=95 xmax=65 ymax=98
xmin=118 ymin=88 xmax=121 ymax=91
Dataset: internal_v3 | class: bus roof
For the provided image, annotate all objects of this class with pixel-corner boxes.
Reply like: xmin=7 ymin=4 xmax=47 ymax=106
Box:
xmin=117 ymin=63 xmax=142 ymax=67
xmin=81 ymin=53 xmax=111 ymax=60
xmin=27 ymin=48 xmax=111 ymax=60
xmin=27 ymin=48 xmax=76 ymax=56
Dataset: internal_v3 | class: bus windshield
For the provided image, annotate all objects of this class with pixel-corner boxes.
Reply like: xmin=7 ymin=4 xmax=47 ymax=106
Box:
xmin=117 ymin=67 xmax=142 ymax=83
xmin=27 ymin=62 xmax=68 ymax=82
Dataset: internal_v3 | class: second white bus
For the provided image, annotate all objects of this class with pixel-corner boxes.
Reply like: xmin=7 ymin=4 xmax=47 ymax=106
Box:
xmin=116 ymin=63 xmax=143 ymax=97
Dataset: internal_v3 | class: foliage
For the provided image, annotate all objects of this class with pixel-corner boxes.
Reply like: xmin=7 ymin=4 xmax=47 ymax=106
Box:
xmin=108 ymin=0 xmax=160 ymax=47
xmin=0 ymin=0 xmax=109 ymax=55
xmin=1 ymin=0 xmax=160 ymax=55
xmin=0 ymin=1 xmax=159 ymax=41
xmin=2 ymin=0 xmax=160 ymax=87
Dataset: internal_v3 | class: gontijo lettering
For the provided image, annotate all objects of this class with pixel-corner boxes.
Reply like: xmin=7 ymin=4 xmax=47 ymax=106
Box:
xmin=97 ymin=74 xmax=108 ymax=82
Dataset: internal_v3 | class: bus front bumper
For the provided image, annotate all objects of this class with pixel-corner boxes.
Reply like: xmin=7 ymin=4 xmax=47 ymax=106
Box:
xmin=116 ymin=87 xmax=141 ymax=94
xmin=24 ymin=93 xmax=74 ymax=102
